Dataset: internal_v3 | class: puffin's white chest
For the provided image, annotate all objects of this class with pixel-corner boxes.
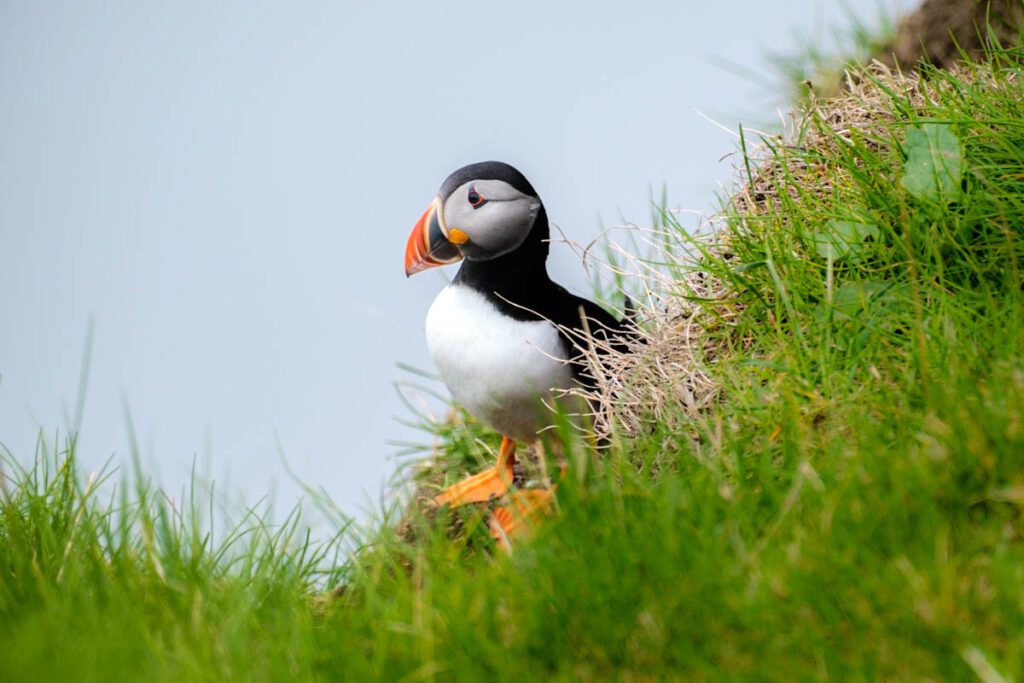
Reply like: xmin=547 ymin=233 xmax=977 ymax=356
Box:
xmin=425 ymin=284 xmax=574 ymax=442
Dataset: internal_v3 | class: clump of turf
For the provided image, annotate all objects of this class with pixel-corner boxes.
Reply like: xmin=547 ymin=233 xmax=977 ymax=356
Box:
xmin=586 ymin=56 xmax=1024 ymax=447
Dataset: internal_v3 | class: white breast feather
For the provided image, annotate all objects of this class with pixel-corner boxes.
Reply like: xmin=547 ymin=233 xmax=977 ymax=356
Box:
xmin=425 ymin=284 xmax=574 ymax=442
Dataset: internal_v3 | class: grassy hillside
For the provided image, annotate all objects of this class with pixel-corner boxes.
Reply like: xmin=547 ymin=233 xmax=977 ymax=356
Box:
xmin=3 ymin=53 xmax=1024 ymax=680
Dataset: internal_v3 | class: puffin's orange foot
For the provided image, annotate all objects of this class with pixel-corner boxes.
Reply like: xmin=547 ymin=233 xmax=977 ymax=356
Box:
xmin=489 ymin=489 xmax=556 ymax=551
xmin=434 ymin=437 xmax=516 ymax=507
xmin=433 ymin=463 xmax=513 ymax=506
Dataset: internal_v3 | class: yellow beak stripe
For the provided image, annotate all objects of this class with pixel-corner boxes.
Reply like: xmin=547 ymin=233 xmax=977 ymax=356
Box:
xmin=448 ymin=228 xmax=470 ymax=245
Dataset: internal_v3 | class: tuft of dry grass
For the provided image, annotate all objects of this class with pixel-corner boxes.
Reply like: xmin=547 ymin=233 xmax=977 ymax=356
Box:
xmin=564 ymin=228 xmax=736 ymax=444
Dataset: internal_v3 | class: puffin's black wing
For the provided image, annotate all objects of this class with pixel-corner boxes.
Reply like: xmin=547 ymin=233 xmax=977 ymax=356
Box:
xmin=543 ymin=283 xmax=635 ymax=389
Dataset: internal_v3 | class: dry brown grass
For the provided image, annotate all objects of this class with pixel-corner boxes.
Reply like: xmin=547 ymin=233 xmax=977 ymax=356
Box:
xmin=560 ymin=226 xmax=737 ymax=444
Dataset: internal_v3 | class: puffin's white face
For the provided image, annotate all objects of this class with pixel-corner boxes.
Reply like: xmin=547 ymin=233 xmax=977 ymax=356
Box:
xmin=440 ymin=179 xmax=541 ymax=262
xmin=405 ymin=164 xmax=543 ymax=276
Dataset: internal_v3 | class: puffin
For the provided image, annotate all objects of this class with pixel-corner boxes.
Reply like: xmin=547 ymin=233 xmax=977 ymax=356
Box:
xmin=404 ymin=161 xmax=629 ymax=544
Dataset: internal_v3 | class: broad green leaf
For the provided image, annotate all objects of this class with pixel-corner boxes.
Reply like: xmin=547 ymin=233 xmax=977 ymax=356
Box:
xmin=813 ymin=280 xmax=911 ymax=323
xmin=810 ymin=219 xmax=879 ymax=261
xmin=831 ymin=281 xmax=907 ymax=319
xmin=900 ymin=123 xmax=963 ymax=203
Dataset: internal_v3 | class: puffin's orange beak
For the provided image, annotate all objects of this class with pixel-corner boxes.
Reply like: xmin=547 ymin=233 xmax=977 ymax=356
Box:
xmin=404 ymin=196 xmax=463 ymax=276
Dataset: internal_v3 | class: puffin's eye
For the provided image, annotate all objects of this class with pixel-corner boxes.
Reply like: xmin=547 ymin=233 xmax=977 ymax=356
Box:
xmin=467 ymin=186 xmax=487 ymax=209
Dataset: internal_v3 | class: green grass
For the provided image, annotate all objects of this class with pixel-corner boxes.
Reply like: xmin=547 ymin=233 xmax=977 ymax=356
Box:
xmin=3 ymin=54 xmax=1024 ymax=680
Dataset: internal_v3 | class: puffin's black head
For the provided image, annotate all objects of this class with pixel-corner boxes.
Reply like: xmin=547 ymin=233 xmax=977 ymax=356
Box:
xmin=405 ymin=161 xmax=544 ymax=276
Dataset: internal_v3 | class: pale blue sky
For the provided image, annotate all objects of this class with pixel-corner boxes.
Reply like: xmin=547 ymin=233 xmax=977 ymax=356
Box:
xmin=1 ymin=1 xmax=894 ymax=522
